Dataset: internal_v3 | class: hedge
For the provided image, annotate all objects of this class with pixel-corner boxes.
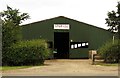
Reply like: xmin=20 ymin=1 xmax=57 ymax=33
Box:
xmin=2 ymin=39 xmax=50 ymax=66
xmin=98 ymin=39 xmax=120 ymax=63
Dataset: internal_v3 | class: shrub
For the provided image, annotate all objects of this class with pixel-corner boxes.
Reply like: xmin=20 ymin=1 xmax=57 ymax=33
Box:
xmin=98 ymin=39 xmax=120 ymax=63
xmin=2 ymin=39 xmax=50 ymax=66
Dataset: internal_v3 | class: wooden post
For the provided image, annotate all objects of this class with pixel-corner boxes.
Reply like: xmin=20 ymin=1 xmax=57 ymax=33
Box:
xmin=91 ymin=50 xmax=97 ymax=65
xmin=92 ymin=54 xmax=95 ymax=65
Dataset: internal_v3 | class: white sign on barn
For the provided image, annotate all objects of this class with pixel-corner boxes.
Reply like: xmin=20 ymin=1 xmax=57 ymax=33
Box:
xmin=54 ymin=24 xmax=70 ymax=30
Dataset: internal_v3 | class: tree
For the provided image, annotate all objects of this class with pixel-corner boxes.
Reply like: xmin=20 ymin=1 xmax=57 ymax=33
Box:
xmin=0 ymin=6 xmax=29 ymax=65
xmin=105 ymin=2 xmax=120 ymax=38
xmin=1 ymin=6 xmax=29 ymax=25
xmin=105 ymin=2 xmax=120 ymax=63
xmin=0 ymin=6 xmax=29 ymax=47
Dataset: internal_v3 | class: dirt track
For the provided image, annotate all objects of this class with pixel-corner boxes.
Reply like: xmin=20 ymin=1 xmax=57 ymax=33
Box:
xmin=2 ymin=59 xmax=118 ymax=76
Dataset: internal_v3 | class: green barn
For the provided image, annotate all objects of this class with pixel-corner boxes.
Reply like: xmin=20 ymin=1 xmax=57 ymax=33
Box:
xmin=22 ymin=16 xmax=113 ymax=59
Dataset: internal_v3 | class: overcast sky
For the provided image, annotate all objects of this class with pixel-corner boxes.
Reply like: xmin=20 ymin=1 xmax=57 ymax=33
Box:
xmin=0 ymin=0 xmax=120 ymax=29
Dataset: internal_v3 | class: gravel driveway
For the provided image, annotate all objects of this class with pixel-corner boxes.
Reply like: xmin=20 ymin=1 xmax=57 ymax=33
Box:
xmin=2 ymin=59 xmax=118 ymax=76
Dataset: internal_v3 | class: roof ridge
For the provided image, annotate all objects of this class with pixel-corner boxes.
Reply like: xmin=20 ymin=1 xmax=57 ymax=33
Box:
xmin=22 ymin=16 xmax=109 ymax=32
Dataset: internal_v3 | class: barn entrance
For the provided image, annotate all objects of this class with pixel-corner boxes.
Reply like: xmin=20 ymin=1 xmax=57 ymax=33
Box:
xmin=54 ymin=32 xmax=69 ymax=59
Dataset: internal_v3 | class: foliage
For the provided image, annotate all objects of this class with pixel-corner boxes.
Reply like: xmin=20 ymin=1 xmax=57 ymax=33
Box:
xmin=105 ymin=2 xmax=120 ymax=38
xmin=1 ymin=6 xmax=29 ymax=47
xmin=2 ymin=39 xmax=50 ymax=66
xmin=105 ymin=2 xmax=120 ymax=33
xmin=98 ymin=39 xmax=120 ymax=63
xmin=0 ymin=6 xmax=29 ymax=25
xmin=2 ymin=21 xmax=21 ymax=47
xmin=105 ymin=2 xmax=120 ymax=63
xmin=1 ymin=6 xmax=29 ymax=65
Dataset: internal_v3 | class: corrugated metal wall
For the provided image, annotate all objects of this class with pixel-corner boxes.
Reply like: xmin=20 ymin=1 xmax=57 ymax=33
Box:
xmin=21 ymin=16 xmax=113 ymax=58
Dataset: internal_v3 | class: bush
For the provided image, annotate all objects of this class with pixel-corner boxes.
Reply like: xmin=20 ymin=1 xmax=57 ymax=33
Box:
xmin=98 ymin=39 xmax=120 ymax=63
xmin=2 ymin=39 xmax=50 ymax=66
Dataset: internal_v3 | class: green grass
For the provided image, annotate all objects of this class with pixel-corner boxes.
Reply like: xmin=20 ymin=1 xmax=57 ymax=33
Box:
xmin=0 ymin=66 xmax=32 ymax=71
xmin=94 ymin=61 xmax=118 ymax=66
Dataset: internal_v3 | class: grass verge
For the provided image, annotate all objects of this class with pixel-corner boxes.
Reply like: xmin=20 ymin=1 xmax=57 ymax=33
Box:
xmin=94 ymin=61 xmax=118 ymax=66
xmin=0 ymin=66 xmax=32 ymax=71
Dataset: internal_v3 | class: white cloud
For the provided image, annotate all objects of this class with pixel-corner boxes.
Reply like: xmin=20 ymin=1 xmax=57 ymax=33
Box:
xmin=0 ymin=0 xmax=120 ymax=29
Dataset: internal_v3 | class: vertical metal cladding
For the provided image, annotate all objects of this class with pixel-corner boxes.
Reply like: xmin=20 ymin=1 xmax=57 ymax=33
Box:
xmin=21 ymin=16 xmax=113 ymax=59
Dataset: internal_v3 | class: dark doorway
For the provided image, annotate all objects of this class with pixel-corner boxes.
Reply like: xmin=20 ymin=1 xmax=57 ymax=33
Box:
xmin=54 ymin=32 xmax=69 ymax=59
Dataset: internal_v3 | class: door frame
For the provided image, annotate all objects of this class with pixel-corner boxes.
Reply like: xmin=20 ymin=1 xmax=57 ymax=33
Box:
xmin=54 ymin=32 xmax=69 ymax=59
